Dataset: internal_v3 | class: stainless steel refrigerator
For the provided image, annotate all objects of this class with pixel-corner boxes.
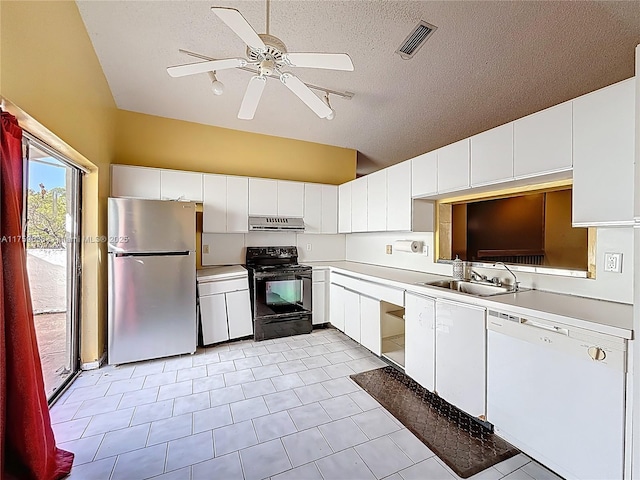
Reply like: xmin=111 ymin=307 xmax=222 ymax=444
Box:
xmin=108 ymin=198 xmax=197 ymax=365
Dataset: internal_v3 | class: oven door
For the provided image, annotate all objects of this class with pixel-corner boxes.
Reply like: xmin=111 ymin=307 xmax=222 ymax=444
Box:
xmin=252 ymin=270 xmax=312 ymax=319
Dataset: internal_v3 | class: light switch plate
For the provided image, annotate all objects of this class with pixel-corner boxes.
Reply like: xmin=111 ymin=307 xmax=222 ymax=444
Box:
xmin=386 ymin=245 xmax=392 ymax=254
xmin=604 ymin=252 xmax=622 ymax=273
xmin=203 ymin=244 xmax=210 ymax=254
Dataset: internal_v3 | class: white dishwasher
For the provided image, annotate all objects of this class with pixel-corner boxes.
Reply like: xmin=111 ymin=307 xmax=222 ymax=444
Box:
xmin=487 ymin=310 xmax=627 ymax=480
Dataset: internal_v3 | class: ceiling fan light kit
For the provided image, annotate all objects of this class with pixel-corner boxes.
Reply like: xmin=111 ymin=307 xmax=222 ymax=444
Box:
xmin=166 ymin=4 xmax=354 ymax=121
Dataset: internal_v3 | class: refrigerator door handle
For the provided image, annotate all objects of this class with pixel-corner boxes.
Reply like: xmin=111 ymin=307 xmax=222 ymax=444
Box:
xmin=114 ymin=251 xmax=192 ymax=258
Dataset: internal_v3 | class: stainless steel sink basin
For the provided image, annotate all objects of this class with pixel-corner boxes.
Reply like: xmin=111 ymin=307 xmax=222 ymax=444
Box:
xmin=416 ymin=279 xmax=515 ymax=297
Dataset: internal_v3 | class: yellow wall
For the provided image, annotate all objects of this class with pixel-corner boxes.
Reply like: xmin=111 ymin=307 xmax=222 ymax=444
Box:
xmin=115 ymin=110 xmax=356 ymax=185
xmin=1 ymin=1 xmax=117 ymax=365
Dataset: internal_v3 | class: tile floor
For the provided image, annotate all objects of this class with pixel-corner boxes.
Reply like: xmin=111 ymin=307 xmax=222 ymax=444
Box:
xmin=51 ymin=328 xmax=563 ymax=480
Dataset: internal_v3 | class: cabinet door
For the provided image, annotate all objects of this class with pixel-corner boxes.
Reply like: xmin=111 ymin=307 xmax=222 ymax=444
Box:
xmin=304 ymin=184 xmax=322 ymax=233
xmin=161 ymin=170 xmax=203 ymax=201
xmin=278 ymin=181 xmax=304 ymax=217
xmin=321 ymin=185 xmax=338 ymax=234
xmin=111 ymin=165 xmax=161 ymax=199
xmin=405 ymin=292 xmax=435 ymax=391
xmin=514 ymin=102 xmax=572 ymax=178
xmin=227 ymin=176 xmax=249 ymax=232
xmin=329 ymin=283 xmax=345 ymax=332
xmin=359 ymin=295 xmax=381 ymax=355
xmin=338 ymin=182 xmax=352 ymax=233
xmin=343 ymin=289 xmax=361 ymax=343
xmin=367 ymin=170 xmax=387 ymax=232
xmin=203 ymin=174 xmax=227 ymax=233
xmin=471 ymin=123 xmax=514 ymax=186
xmin=572 ymin=79 xmax=635 ymax=226
xmin=412 ymin=152 xmax=437 ymax=197
xmin=351 ymin=177 xmax=368 ymax=232
xmin=386 ymin=161 xmax=412 ymax=231
xmin=226 ymin=289 xmax=253 ymax=339
xmin=437 ymin=139 xmax=470 ymax=193
xmin=249 ymin=178 xmax=278 ymax=216
xmin=435 ymin=299 xmax=486 ymax=418
xmin=312 ymin=282 xmax=326 ymax=325
xmin=199 ymin=293 xmax=229 ymax=344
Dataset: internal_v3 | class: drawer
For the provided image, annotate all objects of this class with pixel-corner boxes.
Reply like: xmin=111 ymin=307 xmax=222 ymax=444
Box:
xmin=198 ymin=277 xmax=249 ymax=296
xmin=312 ymin=269 xmax=327 ymax=282
xmin=331 ymin=273 xmax=404 ymax=306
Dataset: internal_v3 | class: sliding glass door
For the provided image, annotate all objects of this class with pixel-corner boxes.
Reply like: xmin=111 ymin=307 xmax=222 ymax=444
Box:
xmin=24 ymin=136 xmax=82 ymax=402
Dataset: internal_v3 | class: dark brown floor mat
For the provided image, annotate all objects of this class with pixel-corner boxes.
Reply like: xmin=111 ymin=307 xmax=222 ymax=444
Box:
xmin=350 ymin=366 xmax=519 ymax=479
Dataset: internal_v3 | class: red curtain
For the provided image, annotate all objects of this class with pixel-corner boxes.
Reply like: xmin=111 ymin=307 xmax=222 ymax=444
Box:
xmin=1 ymin=112 xmax=73 ymax=479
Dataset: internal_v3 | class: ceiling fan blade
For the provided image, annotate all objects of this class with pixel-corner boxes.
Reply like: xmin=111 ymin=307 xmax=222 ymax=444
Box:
xmin=280 ymin=73 xmax=333 ymax=118
xmin=238 ymin=76 xmax=267 ymax=120
xmin=167 ymin=58 xmax=245 ymax=77
xmin=212 ymin=7 xmax=266 ymax=52
xmin=283 ymin=53 xmax=354 ymax=71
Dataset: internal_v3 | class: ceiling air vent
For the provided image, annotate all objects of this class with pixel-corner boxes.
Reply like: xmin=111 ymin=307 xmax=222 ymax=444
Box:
xmin=396 ymin=21 xmax=437 ymax=60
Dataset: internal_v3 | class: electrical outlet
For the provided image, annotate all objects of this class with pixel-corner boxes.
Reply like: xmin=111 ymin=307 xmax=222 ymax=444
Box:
xmin=604 ymin=252 xmax=622 ymax=273
xmin=306 ymin=243 xmax=312 ymax=251
xmin=386 ymin=245 xmax=392 ymax=254
xmin=203 ymin=244 xmax=210 ymax=254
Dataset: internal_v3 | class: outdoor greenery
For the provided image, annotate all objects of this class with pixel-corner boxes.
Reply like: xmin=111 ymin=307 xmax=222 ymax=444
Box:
xmin=27 ymin=186 xmax=67 ymax=249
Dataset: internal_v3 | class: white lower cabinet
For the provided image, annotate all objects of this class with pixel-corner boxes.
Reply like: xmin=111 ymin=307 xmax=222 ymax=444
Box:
xmin=435 ymin=298 xmax=487 ymax=418
xmin=199 ymin=278 xmax=253 ymax=345
xmin=343 ymin=289 xmax=361 ymax=343
xmin=329 ymin=283 xmax=345 ymax=332
xmin=405 ymin=292 xmax=436 ymax=392
xmin=359 ymin=295 xmax=381 ymax=356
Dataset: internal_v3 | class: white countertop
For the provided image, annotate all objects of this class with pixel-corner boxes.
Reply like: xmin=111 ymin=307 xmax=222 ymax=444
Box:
xmin=197 ymin=265 xmax=247 ymax=282
xmin=305 ymin=261 xmax=633 ymax=339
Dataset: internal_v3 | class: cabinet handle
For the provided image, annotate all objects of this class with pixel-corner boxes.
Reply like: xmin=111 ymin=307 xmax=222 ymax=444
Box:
xmin=522 ymin=319 xmax=569 ymax=336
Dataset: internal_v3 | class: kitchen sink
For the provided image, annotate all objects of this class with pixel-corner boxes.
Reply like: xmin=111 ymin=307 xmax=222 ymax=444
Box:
xmin=416 ymin=279 xmax=515 ymax=297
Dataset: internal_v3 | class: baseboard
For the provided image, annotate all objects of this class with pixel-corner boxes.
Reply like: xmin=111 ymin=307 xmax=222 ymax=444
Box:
xmin=81 ymin=352 xmax=106 ymax=371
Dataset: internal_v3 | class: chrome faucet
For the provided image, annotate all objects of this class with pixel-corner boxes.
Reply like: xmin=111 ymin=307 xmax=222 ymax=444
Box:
xmin=469 ymin=270 xmax=487 ymax=283
xmin=494 ymin=262 xmax=519 ymax=292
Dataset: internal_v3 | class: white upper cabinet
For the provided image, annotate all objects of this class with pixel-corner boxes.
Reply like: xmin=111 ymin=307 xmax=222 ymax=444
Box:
xmin=367 ymin=170 xmax=387 ymax=232
xmin=351 ymin=177 xmax=368 ymax=232
xmin=514 ymin=102 xmax=572 ymax=178
xmin=387 ymin=161 xmax=412 ymax=231
xmin=203 ymin=175 xmax=248 ymax=233
xmin=412 ymin=151 xmax=438 ymax=198
xmin=111 ymin=165 xmax=161 ymax=199
xmin=471 ymin=123 xmax=514 ymax=186
xmin=277 ymin=181 xmax=304 ymax=217
xmin=248 ymin=178 xmax=278 ymax=216
xmin=160 ymin=170 xmax=203 ymax=202
xmin=572 ymin=78 xmax=635 ymax=227
xmin=321 ymin=185 xmax=338 ymax=234
xmin=437 ymin=139 xmax=470 ymax=193
xmin=304 ymin=184 xmax=322 ymax=233
xmin=338 ymin=182 xmax=352 ymax=233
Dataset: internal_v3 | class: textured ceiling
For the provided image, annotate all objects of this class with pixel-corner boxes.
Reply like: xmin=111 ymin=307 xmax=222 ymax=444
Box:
xmin=76 ymin=1 xmax=640 ymax=174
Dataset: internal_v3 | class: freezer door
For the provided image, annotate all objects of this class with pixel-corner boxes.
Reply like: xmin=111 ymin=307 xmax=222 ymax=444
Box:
xmin=108 ymin=197 xmax=196 ymax=253
xmin=108 ymin=252 xmax=196 ymax=364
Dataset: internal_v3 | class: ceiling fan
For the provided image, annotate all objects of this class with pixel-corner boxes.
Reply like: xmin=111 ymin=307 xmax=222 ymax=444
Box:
xmin=167 ymin=4 xmax=354 ymax=120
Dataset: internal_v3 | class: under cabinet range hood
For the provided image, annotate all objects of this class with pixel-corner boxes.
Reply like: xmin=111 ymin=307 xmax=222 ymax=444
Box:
xmin=248 ymin=216 xmax=305 ymax=232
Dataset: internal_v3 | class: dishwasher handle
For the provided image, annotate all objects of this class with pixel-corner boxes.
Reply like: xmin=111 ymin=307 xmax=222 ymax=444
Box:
xmin=521 ymin=318 xmax=569 ymax=336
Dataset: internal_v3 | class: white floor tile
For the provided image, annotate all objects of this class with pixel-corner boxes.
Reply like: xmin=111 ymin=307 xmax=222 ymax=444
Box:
xmin=59 ymin=433 xmax=104 ymax=465
xmin=294 ymin=383 xmax=332 ymax=404
xmin=192 ymin=374 xmax=225 ymax=393
xmin=67 ymin=456 xmax=116 ymax=479
xmin=166 ymin=430 xmax=214 ymax=471
xmin=82 ymin=408 xmax=134 ymax=437
xmin=131 ymin=361 xmax=166 ymax=378
xmin=271 ymin=372 xmax=305 ymax=392
xmin=324 ymin=351 xmax=353 ymax=364
xmin=192 ymin=451 xmax=243 ymax=480
xmin=349 ymin=391 xmax=381 ymax=411
xmin=74 ymin=394 xmax=123 ymax=418
xmin=131 ymin=399 xmax=174 ymax=426
xmin=322 ymin=377 xmax=360 ymax=397
xmin=105 ymin=377 xmax=145 ymax=396
xmin=219 ymin=349 xmax=246 ymax=362
xmin=259 ymin=352 xmax=288 ymax=365
xmin=272 ymin=462 xmax=324 ymax=480
xmin=111 ymin=443 xmax=167 ymax=480
xmin=316 ymin=447 xmax=376 ymax=480
xmin=355 ymin=436 xmax=414 ymax=479
xmin=239 ymin=438 xmax=292 ymax=480
xmin=278 ymin=360 xmax=308 ymax=374
xmin=162 ymin=356 xmax=193 ymax=372
xmin=266 ymin=343 xmax=292 ymax=353
xmin=206 ymin=360 xmax=236 ymax=376
xmin=298 ymin=367 xmax=332 ymax=385
xmin=94 ymin=423 xmax=150 ymax=460
xmin=302 ymin=355 xmax=332 ymax=369
xmin=118 ymin=386 xmax=159 ymax=409
xmin=210 ymin=384 xmax=245 ymax=407
xmin=251 ymin=364 xmax=283 ymax=380
xmin=157 ymin=380 xmax=192 ymax=401
xmin=147 ymin=413 xmax=193 ymax=445
xmin=213 ymin=420 xmax=258 ymax=456
xmin=64 ymin=383 xmax=111 ymax=404
xmin=281 ymin=427 xmax=333 ymax=467
xmin=193 ymin=404 xmax=233 ymax=433
xmin=494 ymin=454 xmax=532 ymax=476
xmin=233 ymin=356 xmax=262 ymax=371
xmin=321 ymin=394 xmax=363 ymax=420
xmin=323 ymin=362 xmax=356 ymax=379
xmin=521 ymin=461 xmax=563 ymax=480
xmin=398 ymin=457 xmax=456 ymax=480
xmin=502 ymin=468 xmax=536 ymax=480
xmin=352 ymin=408 xmax=401 ymax=439
xmin=318 ymin=417 xmax=369 ymax=452
xmin=264 ymin=390 xmax=303 ymax=413
xmin=143 ymin=371 xmax=177 ymax=389
xmin=50 ymin=401 xmax=83 ymax=424
xmin=192 ymin=351 xmax=220 ymax=366
xmin=282 ymin=348 xmax=310 ymax=361
xmin=224 ymin=369 xmax=256 ymax=386
xmin=173 ymin=391 xmax=210 ymax=415
xmin=253 ymin=411 xmax=297 ymax=443
xmin=388 ymin=429 xmax=434 ymax=464
xmin=230 ymin=396 xmax=269 ymax=423
xmin=242 ymin=378 xmax=276 ymax=398
xmin=243 ymin=345 xmax=269 ymax=357
xmin=149 ymin=466 xmax=191 ymax=480
xmin=176 ymin=365 xmax=207 ymax=382
xmin=288 ymin=402 xmax=332 ymax=430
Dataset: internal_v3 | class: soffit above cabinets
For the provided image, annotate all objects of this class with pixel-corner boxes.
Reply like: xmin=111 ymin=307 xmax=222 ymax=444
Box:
xmin=76 ymin=1 xmax=640 ymax=174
